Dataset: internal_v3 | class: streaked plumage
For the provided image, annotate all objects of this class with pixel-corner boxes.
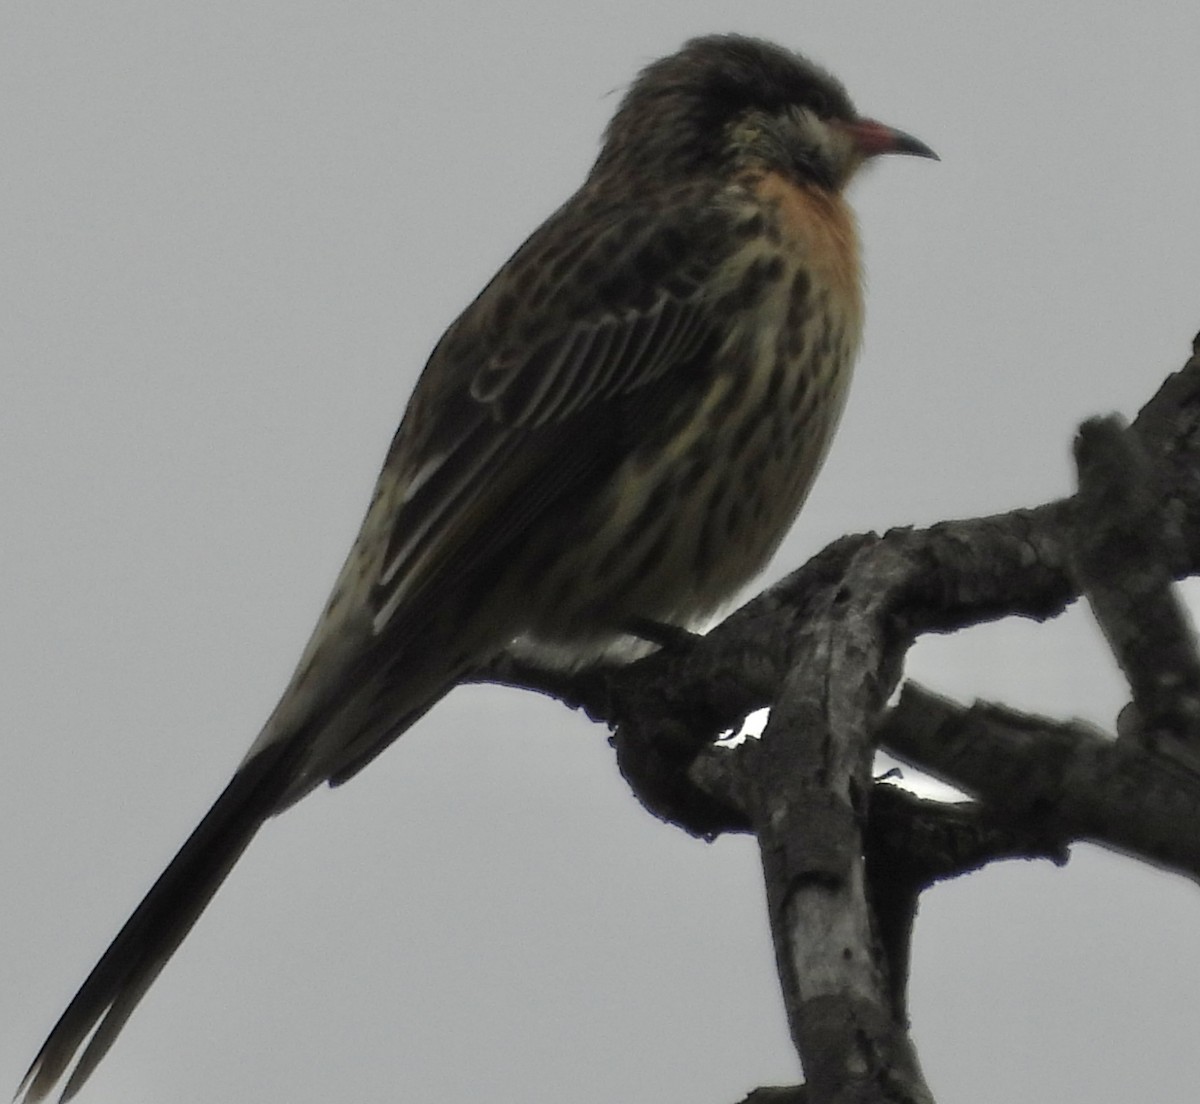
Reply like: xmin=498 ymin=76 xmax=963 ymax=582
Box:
xmin=19 ymin=33 xmax=934 ymax=1102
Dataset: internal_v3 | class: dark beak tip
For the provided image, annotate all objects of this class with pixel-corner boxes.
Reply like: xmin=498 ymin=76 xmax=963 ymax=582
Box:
xmin=887 ymin=130 xmax=939 ymax=162
xmin=902 ymin=138 xmax=939 ymax=162
xmin=851 ymin=119 xmax=938 ymax=162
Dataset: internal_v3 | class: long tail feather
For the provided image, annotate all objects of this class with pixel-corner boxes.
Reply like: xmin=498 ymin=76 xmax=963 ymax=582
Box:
xmin=18 ymin=733 xmax=307 ymax=1103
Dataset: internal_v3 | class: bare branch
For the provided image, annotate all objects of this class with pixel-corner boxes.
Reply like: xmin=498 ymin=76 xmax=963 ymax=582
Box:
xmin=879 ymin=683 xmax=1200 ymax=885
xmin=1070 ymin=414 xmax=1200 ymax=771
xmin=468 ymin=338 xmax=1200 ymax=1101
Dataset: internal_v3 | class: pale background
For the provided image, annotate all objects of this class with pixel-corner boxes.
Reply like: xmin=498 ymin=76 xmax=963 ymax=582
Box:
xmin=4 ymin=3 xmax=1200 ymax=1102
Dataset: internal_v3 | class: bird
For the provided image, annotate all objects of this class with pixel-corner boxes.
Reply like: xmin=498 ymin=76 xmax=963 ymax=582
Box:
xmin=18 ymin=33 xmax=935 ymax=1102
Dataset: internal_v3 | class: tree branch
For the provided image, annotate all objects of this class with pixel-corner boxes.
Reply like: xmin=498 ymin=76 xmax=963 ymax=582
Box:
xmin=1071 ymin=414 xmax=1200 ymax=773
xmin=469 ymin=336 xmax=1200 ymax=1103
xmin=879 ymin=683 xmax=1200 ymax=885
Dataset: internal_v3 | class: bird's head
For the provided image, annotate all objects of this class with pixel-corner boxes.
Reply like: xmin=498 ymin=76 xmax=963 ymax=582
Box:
xmin=594 ymin=34 xmax=936 ymax=191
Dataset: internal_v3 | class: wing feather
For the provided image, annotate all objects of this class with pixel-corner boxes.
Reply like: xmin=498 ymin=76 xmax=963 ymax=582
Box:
xmin=368 ymin=196 xmax=733 ymax=635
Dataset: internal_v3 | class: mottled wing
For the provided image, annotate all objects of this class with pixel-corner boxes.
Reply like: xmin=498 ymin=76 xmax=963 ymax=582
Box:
xmin=367 ymin=192 xmax=731 ymax=640
xmin=14 ymin=190 xmax=743 ymax=1104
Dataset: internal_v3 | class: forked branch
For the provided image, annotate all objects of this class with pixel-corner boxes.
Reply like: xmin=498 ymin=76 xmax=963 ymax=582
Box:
xmin=479 ymin=333 xmax=1200 ymax=1103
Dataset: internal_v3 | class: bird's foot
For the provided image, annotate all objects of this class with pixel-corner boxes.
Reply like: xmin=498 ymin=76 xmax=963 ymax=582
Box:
xmin=623 ymin=617 xmax=703 ymax=651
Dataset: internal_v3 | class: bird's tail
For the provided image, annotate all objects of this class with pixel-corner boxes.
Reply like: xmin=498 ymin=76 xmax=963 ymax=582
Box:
xmin=19 ymin=617 xmax=468 ymax=1103
xmin=17 ymin=731 xmax=309 ymax=1104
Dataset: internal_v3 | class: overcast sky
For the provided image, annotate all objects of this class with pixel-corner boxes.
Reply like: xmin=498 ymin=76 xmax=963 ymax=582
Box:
xmin=4 ymin=3 xmax=1200 ymax=1103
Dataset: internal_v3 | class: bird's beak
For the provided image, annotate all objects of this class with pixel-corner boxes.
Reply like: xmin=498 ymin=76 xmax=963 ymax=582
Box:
xmin=844 ymin=118 xmax=938 ymax=161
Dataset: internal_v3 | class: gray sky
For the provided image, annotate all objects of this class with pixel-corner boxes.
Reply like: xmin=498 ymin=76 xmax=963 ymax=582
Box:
xmin=4 ymin=3 xmax=1200 ymax=1102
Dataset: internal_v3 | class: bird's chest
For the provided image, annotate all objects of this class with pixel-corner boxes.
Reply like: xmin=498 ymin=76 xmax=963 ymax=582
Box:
xmin=661 ymin=174 xmax=865 ymax=595
xmin=729 ymin=169 xmax=863 ymax=356
xmin=711 ymin=172 xmax=864 ymax=455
